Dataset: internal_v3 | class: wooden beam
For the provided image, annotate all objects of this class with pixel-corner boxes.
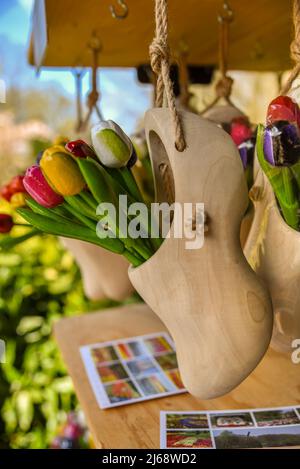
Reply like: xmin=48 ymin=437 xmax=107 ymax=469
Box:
xmin=28 ymin=0 xmax=293 ymax=71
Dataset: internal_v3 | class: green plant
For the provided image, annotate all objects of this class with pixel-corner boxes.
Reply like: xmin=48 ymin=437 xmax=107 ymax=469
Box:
xmin=0 ymin=233 xmax=117 ymax=448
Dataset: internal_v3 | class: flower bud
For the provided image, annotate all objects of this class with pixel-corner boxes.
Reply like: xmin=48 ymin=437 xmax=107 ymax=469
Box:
xmin=23 ymin=165 xmax=64 ymax=208
xmin=10 ymin=192 xmax=26 ymax=208
xmin=0 ymin=214 xmax=14 ymax=233
xmin=267 ymin=95 xmax=300 ymax=128
xmin=53 ymin=136 xmax=69 ymax=146
xmin=91 ymin=120 xmax=133 ymax=168
xmin=40 ymin=151 xmax=85 ymax=196
xmin=1 ymin=185 xmax=12 ymax=201
xmin=230 ymin=117 xmax=252 ymax=146
xmin=9 ymin=175 xmax=25 ymax=194
xmin=65 ymin=139 xmax=95 ymax=158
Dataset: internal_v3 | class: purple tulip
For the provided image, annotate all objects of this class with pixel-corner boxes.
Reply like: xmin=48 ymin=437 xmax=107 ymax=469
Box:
xmin=263 ymin=122 xmax=300 ymax=166
xmin=263 ymin=128 xmax=276 ymax=166
xmin=238 ymin=139 xmax=255 ymax=169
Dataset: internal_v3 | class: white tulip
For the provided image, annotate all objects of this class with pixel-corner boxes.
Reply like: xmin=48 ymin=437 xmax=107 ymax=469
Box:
xmin=91 ymin=120 xmax=133 ymax=168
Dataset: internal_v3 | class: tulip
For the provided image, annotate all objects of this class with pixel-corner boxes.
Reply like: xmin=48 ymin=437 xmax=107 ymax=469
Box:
xmin=43 ymin=144 xmax=70 ymax=158
xmin=10 ymin=192 xmax=26 ymax=208
xmin=0 ymin=185 xmax=12 ymax=201
xmin=36 ymin=151 xmax=43 ymax=165
xmin=91 ymin=120 xmax=133 ymax=168
xmin=53 ymin=136 xmax=69 ymax=146
xmin=263 ymin=122 xmax=300 ymax=167
xmin=40 ymin=151 xmax=86 ymax=196
xmin=267 ymin=95 xmax=300 ymax=128
xmin=65 ymin=139 xmax=95 ymax=158
xmin=23 ymin=165 xmax=64 ymax=208
xmin=127 ymin=147 xmax=137 ymax=168
xmin=9 ymin=175 xmax=25 ymax=194
xmin=0 ymin=214 xmax=13 ymax=233
xmin=230 ymin=117 xmax=252 ymax=146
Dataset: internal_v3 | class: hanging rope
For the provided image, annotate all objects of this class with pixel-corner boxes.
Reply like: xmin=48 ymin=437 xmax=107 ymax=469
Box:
xmin=73 ymin=69 xmax=84 ymax=132
xmin=78 ymin=36 xmax=103 ymax=132
xmin=149 ymin=0 xmax=186 ymax=152
xmin=201 ymin=1 xmax=236 ymax=113
xmin=281 ymin=0 xmax=300 ymax=95
xmin=177 ymin=40 xmax=191 ymax=109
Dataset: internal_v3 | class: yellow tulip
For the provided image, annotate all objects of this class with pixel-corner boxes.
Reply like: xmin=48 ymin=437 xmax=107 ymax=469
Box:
xmin=40 ymin=151 xmax=85 ymax=196
xmin=10 ymin=192 xmax=27 ymax=208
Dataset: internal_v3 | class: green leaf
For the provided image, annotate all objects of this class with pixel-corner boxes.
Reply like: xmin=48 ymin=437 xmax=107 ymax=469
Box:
xmin=16 ymin=208 xmax=125 ymax=254
xmin=0 ymin=229 xmax=40 ymax=251
xmin=256 ymin=124 xmax=299 ymax=230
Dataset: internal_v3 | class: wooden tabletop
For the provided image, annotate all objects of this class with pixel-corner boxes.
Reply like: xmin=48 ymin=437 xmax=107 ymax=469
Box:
xmin=54 ymin=303 xmax=300 ymax=449
xmin=29 ymin=0 xmax=292 ymax=71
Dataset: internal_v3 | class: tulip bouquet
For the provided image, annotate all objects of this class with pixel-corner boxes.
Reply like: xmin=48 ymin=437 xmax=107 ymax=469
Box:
xmin=8 ymin=121 xmax=162 ymax=267
xmin=256 ymin=95 xmax=300 ymax=230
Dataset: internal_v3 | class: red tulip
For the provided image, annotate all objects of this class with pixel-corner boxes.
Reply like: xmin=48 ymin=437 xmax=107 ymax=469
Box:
xmin=65 ymin=139 xmax=95 ymax=158
xmin=23 ymin=165 xmax=64 ymax=208
xmin=230 ymin=117 xmax=252 ymax=146
xmin=0 ymin=185 xmax=13 ymax=202
xmin=0 ymin=214 xmax=13 ymax=233
xmin=9 ymin=175 xmax=25 ymax=194
xmin=267 ymin=95 xmax=300 ymax=127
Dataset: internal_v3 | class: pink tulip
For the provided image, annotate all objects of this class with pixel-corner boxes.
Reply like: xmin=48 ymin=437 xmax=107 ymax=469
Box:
xmin=23 ymin=165 xmax=64 ymax=208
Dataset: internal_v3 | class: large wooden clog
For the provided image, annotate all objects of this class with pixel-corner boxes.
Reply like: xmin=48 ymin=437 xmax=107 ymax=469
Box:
xmin=60 ymin=238 xmax=134 ymax=301
xmin=202 ymin=103 xmax=245 ymax=127
xmin=128 ymin=108 xmax=273 ymax=399
xmin=244 ymin=167 xmax=300 ymax=352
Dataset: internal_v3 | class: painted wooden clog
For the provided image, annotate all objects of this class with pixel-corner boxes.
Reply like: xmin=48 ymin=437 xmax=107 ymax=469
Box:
xmin=60 ymin=238 xmax=134 ymax=301
xmin=128 ymin=108 xmax=273 ymax=399
xmin=244 ymin=166 xmax=300 ymax=352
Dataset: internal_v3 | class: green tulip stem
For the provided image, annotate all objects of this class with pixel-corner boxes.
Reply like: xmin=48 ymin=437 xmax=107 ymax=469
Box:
xmin=119 ymin=167 xmax=144 ymax=203
xmin=63 ymin=202 xmax=96 ymax=230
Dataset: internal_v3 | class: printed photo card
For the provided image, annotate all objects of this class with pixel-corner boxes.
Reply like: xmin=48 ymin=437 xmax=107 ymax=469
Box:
xmin=160 ymin=406 xmax=300 ymax=449
xmin=80 ymin=332 xmax=186 ymax=409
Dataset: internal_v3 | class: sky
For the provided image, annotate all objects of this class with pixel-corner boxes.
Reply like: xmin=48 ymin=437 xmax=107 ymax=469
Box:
xmin=0 ymin=0 xmax=152 ymax=133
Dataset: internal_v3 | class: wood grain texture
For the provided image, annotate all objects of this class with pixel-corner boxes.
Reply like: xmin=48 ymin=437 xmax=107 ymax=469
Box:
xmin=128 ymin=108 xmax=273 ymax=399
xmin=244 ymin=167 xmax=300 ymax=352
xmin=60 ymin=238 xmax=134 ymax=301
xmin=54 ymin=304 xmax=300 ymax=449
xmin=28 ymin=0 xmax=293 ymax=71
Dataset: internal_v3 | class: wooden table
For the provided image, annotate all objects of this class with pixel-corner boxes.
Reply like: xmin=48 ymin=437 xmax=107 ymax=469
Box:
xmin=54 ymin=303 xmax=300 ymax=449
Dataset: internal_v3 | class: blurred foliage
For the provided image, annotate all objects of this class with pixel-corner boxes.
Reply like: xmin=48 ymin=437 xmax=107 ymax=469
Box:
xmin=0 ymin=233 xmax=118 ymax=449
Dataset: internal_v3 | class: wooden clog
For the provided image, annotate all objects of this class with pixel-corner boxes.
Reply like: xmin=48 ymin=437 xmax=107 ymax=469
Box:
xmin=202 ymin=103 xmax=245 ymax=127
xmin=60 ymin=238 xmax=134 ymax=301
xmin=244 ymin=166 xmax=300 ymax=352
xmin=128 ymin=108 xmax=273 ymax=399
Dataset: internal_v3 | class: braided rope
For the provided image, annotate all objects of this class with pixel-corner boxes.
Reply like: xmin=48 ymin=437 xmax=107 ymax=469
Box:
xmin=149 ymin=0 xmax=186 ymax=151
xmin=281 ymin=0 xmax=300 ymax=94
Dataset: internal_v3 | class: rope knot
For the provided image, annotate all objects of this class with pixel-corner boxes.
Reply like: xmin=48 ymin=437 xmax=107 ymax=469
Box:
xmin=149 ymin=38 xmax=169 ymax=75
xmin=215 ymin=76 xmax=233 ymax=98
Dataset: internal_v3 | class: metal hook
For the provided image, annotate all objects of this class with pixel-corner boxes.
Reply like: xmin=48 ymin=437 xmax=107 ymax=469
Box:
xmin=109 ymin=0 xmax=128 ymax=19
xmin=218 ymin=0 xmax=234 ymax=23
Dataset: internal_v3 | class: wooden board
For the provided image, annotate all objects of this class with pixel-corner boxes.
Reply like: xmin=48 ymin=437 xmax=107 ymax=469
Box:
xmin=28 ymin=0 xmax=293 ymax=71
xmin=54 ymin=303 xmax=300 ymax=449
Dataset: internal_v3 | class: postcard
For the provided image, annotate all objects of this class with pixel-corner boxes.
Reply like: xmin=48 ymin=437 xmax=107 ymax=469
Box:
xmin=80 ymin=332 xmax=186 ymax=409
xmin=160 ymin=406 xmax=300 ymax=449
